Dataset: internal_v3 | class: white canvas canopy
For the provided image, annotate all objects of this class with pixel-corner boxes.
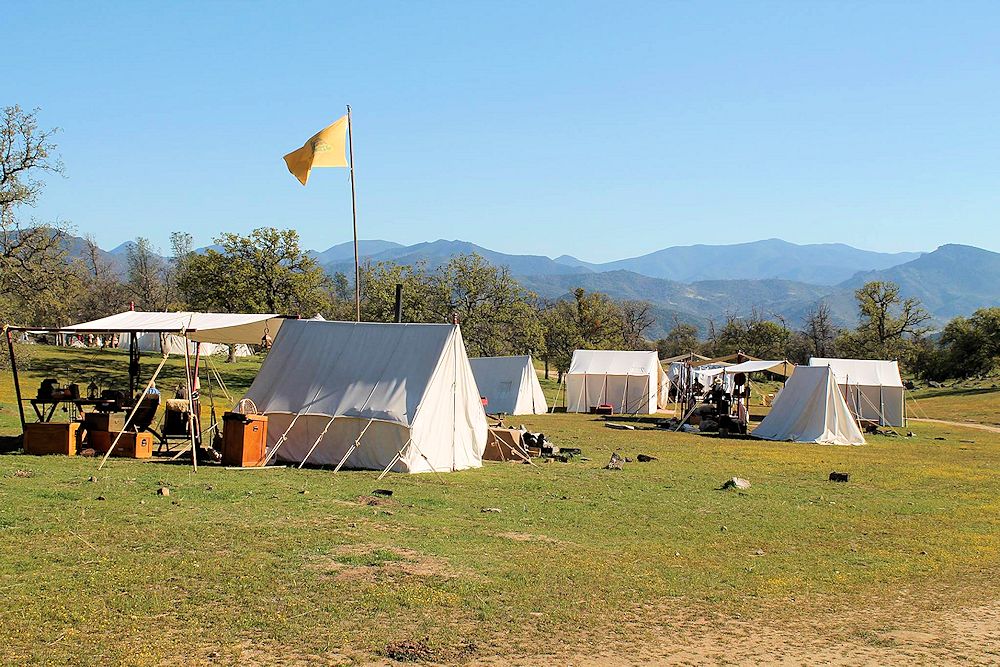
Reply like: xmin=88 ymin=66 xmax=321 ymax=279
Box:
xmin=809 ymin=358 xmax=905 ymax=427
xmin=753 ymin=365 xmax=866 ymax=446
xmin=668 ymin=361 xmax=735 ymax=394
xmin=565 ymin=350 xmax=666 ymax=414
xmin=117 ymin=332 xmax=253 ymax=358
xmin=724 ymin=360 xmax=793 ymax=376
xmin=469 ymin=355 xmax=548 ymax=415
xmin=242 ymin=319 xmax=488 ymax=473
xmin=57 ymin=310 xmax=286 ymax=344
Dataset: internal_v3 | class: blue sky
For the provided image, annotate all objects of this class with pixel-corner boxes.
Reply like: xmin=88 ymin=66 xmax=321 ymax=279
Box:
xmin=8 ymin=1 xmax=1000 ymax=261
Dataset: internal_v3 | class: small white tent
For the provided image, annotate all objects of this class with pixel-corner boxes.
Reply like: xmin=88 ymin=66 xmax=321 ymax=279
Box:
xmin=565 ymin=350 xmax=666 ymax=414
xmin=117 ymin=332 xmax=253 ymax=358
xmin=752 ymin=365 xmax=866 ymax=445
xmin=242 ymin=319 xmax=488 ymax=473
xmin=469 ymin=355 xmax=548 ymax=415
xmin=809 ymin=358 xmax=905 ymax=427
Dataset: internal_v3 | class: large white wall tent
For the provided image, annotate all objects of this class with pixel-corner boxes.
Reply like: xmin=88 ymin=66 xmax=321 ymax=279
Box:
xmin=469 ymin=355 xmax=548 ymax=415
xmin=242 ymin=319 xmax=488 ymax=473
xmin=808 ymin=358 xmax=905 ymax=427
xmin=752 ymin=365 xmax=866 ymax=446
xmin=565 ymin=350 xmax=666 ymax=414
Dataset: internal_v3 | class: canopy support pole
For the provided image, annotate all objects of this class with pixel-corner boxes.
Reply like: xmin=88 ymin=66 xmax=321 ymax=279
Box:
xmin=183 ymin=338 xmax=198 ymax=472
xmin=98 ymin=353 xmax=169 ymax=470
xmin=297 ymin=416 xmax=337 ymax=469
xmin=333 ymin=417 xmax=376 ymax=473
xmin=5 ymin=328 xmax=26 ymax=432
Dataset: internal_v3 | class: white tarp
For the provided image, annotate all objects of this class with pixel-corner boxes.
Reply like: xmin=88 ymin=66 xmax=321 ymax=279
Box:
xmin=724 ymin=360 xmax=793 ymax=376
xmin=58 ymin=310 xmax=286 ymax=345
xmin=809 ymin=358 xmax=904 ymax=426
xmin=565 ymin=350 xmax=665 ymax=414
xmin=470 ymin=355 xmax=548 ymax=415
xmin=753 ymin=365 xmax=866 ymax=446
xmin=669 ymin=361 xmax=735 ymax=394
xmin=117 ymin=332 xmax=253 ymax=358
xmin=242 ymin=319 xmax=487 ymax=473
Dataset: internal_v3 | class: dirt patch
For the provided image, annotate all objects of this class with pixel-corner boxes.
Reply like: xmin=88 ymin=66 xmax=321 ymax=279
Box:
xmin=465 ymin=594 xmax=1000 ymax=666
xmin=385 ymin=638 xmax=435 ymax=662
xmin=910 ymin=417 xmax=1000 ymax=434
xmin=309 ymin=544 xmax=472 ymax=583
xmin=355 ymin=494 xmax=395 ymax=507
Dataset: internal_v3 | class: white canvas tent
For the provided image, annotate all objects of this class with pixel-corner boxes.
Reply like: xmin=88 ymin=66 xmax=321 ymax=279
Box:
xmin=58 ymin=310 xmax=286 ymax=344
xmin=469 ymin=355 xmax=548 ymax=415
xmin=752 ymin=365 xmax=866 ymax=446
xmin=808 ymin=358 xmax=905 ymax=427
xmin=117 ymin=332 xmax=253 ymax=358
xmin=242 ymin=319 xmax=488 ymax=473
xmin=565 ymin=350 xmax=666 ymax=414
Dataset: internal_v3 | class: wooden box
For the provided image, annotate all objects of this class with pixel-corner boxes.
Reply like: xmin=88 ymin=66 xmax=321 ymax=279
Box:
xmin=88 ymin=430 xmax=111 ymax=453
xmin=24 ymin=422 xmax=81 ymax=456
xmin=108 ymin=431 xmax=154 ymax=459
xmin=221 ymin=413 xmax=268 ymax=467
xmin=90 ymin=431 xmax=154 ymax=458
xmin=83 ymin=411 xmax=126 ymax=433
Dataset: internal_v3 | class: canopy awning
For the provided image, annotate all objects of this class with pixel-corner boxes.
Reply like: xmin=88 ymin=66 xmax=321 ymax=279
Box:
xmin=724 ymin=360 xmax=793 ymax=377
xmin=21 ymin=310 xmax=289 ymax=345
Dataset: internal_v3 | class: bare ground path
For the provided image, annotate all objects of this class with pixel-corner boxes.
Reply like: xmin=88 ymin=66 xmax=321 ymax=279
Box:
xmin=909 ymin=417 xmax=1000 ymax=434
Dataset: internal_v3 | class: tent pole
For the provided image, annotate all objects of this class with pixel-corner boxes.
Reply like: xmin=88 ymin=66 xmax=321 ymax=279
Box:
xmin=98 ymin=353 xmax=169 ymax=470
xmin=297 ymin=416 xmax=336 ymax=469
xmin=183 ymin=338 xmax=198 ymax=472
xmin=347 ymin=104 xmax=361 ymax=323
xmin=5 ymin=328 xmax=26 ymax=432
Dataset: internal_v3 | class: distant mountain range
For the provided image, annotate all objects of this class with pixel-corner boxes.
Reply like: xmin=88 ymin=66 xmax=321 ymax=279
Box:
xmin=63 ymin=234 xmax=1000 ymax=338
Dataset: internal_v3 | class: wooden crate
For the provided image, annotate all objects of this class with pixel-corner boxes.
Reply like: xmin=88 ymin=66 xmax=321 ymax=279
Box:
xmin=221 ymin=413 xmax=268 ymax=467
xmin=90 ymin=431 xmax=154 ymax=458
xmin=108 ymin=431 xmax=154 ymax=459
xmin=83 ymin=411 xmax=126 ymax=433
xmin=24 ymin=422 xmax=81 ymax=456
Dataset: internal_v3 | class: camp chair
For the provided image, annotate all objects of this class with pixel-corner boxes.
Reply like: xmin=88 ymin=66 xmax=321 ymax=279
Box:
xmin=154 ymin=398 xmax=193 ymax=453
xmin=125 ymin=393 xmax=160 ymax=433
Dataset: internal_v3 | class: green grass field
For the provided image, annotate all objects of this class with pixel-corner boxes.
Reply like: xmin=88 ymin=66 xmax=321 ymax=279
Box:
xmin=1 ymin=346 xmax=998 ymax=664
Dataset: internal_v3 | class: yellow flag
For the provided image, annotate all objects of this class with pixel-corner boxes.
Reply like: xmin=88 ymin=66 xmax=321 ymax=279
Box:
xmin=283 ymin=116 xmax=349 ymax=186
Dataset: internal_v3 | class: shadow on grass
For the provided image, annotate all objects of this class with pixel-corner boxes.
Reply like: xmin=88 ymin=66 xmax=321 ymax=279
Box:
xmin=916 ymin=386 xmax=1000 ymax=400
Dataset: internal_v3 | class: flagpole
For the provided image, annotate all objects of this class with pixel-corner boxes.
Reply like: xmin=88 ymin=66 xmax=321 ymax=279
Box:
xmin=346 ymin=104 xmax=360 ymax=322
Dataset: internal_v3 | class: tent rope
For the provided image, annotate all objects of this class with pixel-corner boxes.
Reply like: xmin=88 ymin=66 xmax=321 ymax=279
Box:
xmin=297 ymin=416 xmax=337 ymax=469
xmin=260 ymin=413 xmax=302 ymax=466
xmin=333 ymin=418 xmax=376 ymax=473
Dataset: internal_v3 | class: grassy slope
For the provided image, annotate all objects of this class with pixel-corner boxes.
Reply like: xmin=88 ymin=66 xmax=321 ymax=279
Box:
xmin=0 ymin=348 xmax=997 ymax=664
xmin=908 ymin=379 xmax=1000 ymax=426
